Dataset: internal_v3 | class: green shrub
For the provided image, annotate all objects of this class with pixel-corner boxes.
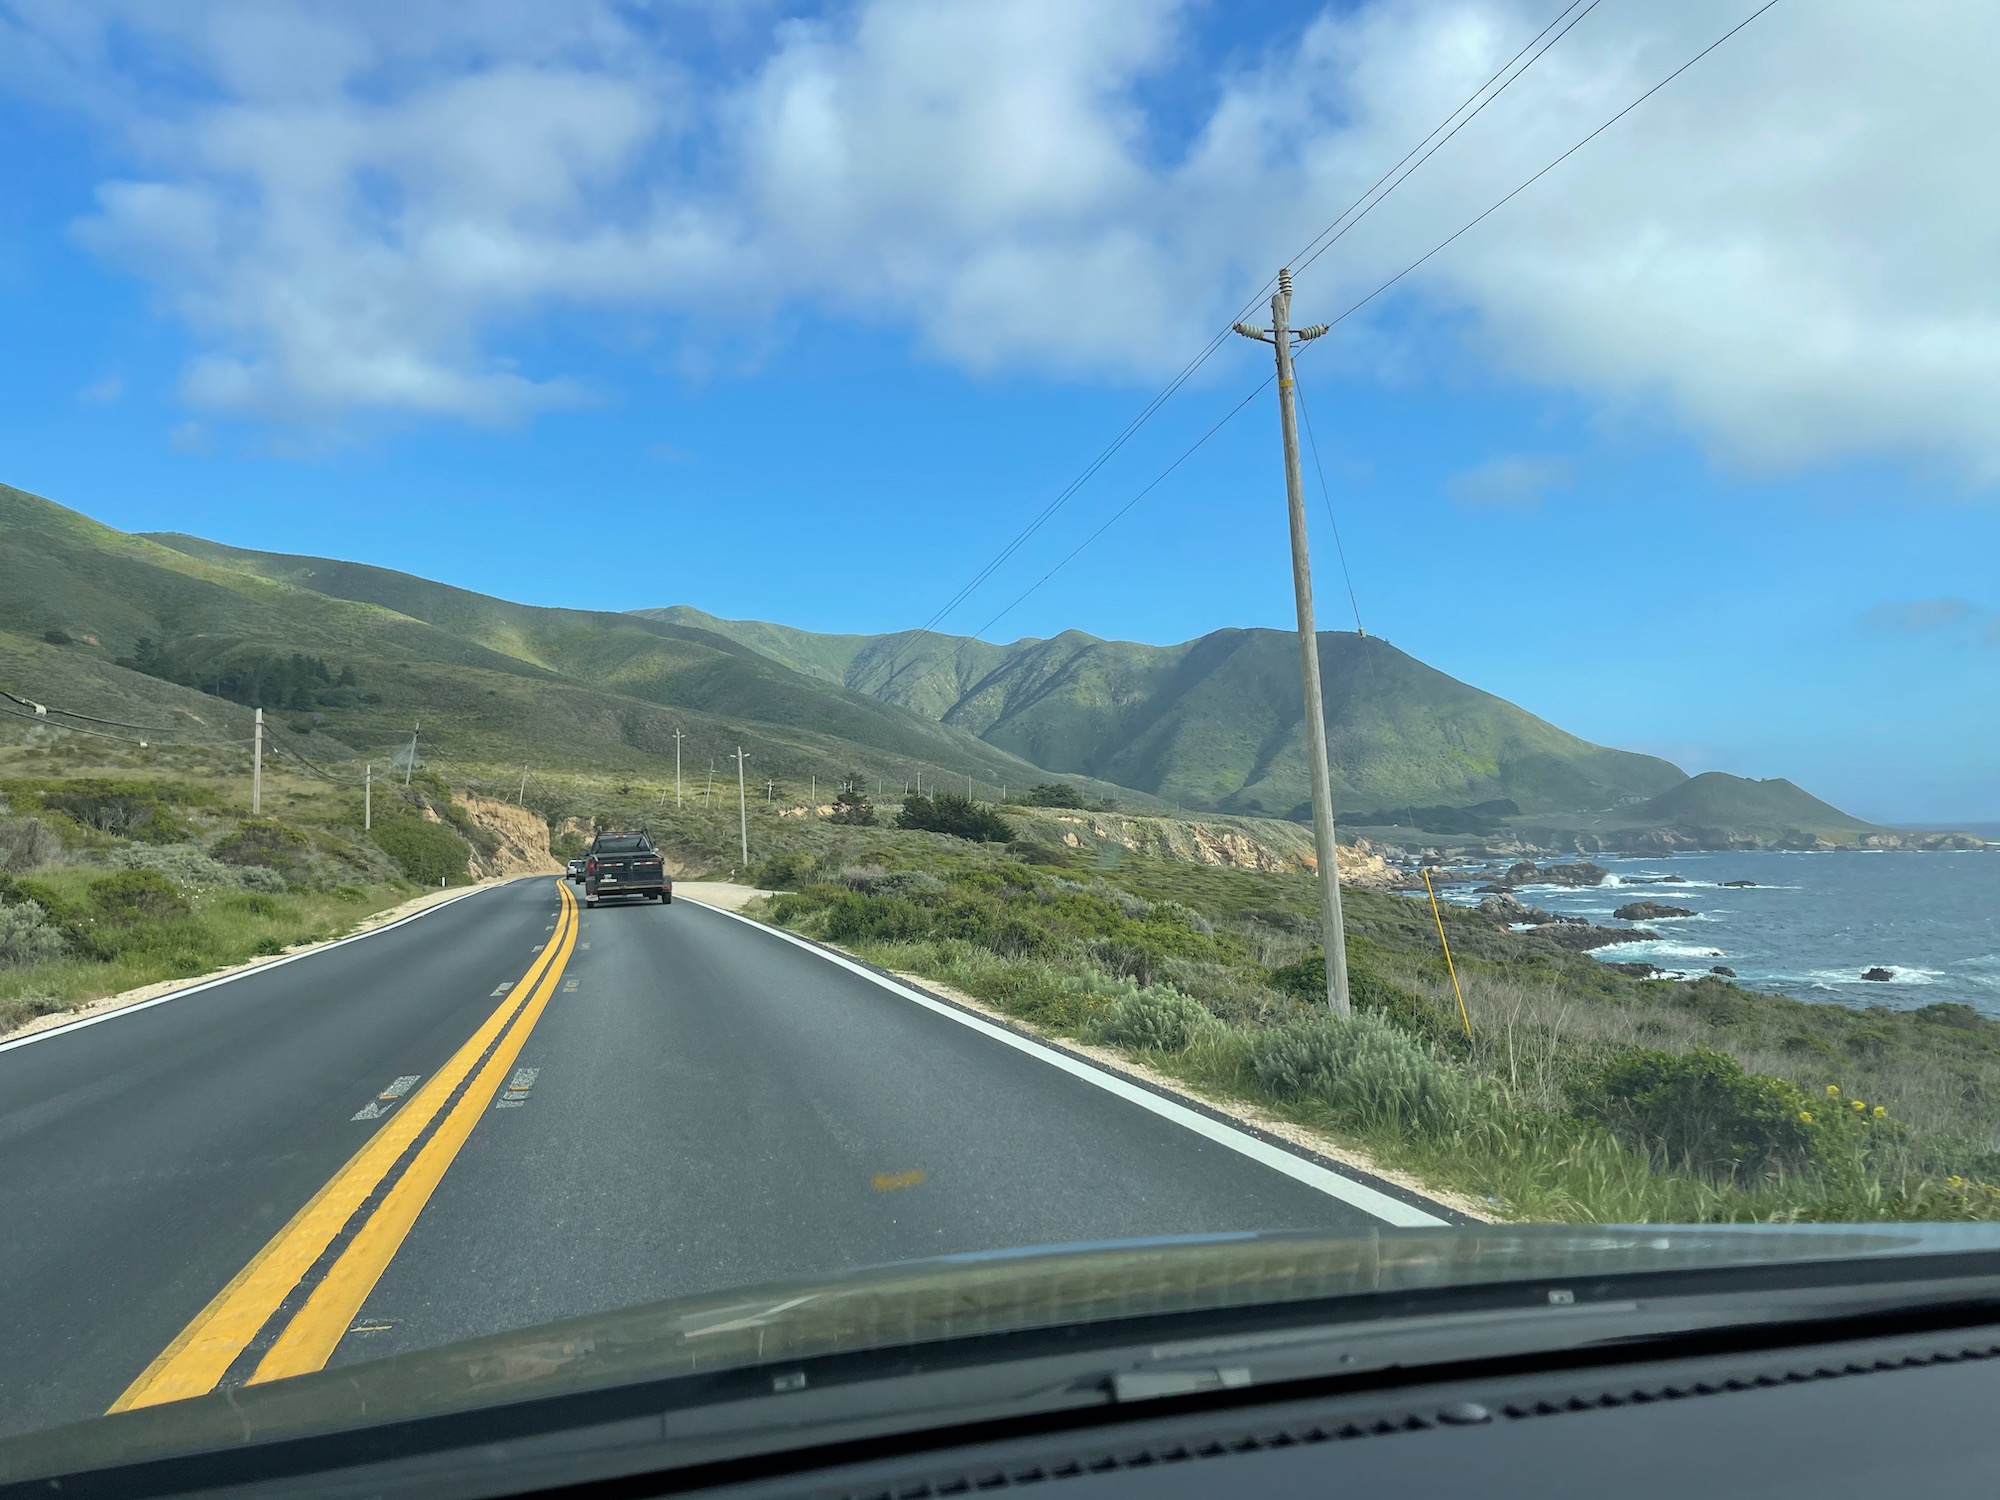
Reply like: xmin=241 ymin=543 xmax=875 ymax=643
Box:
xmin=1092 ymin=988 xmax=1217 ymax=1053
xmin=841 ymin=868 xmax=945 ymax=898
xmin=1573 ymin=1047 xmax=1828 ymax=1180
xmin=36 ymin=781 xmax=182 ymax=842
xmin=370 ymin=817 xmax=471 ymax=886
xmin=1269 ymin=951 xmax=1460 ymax=1047
xmin=87 ymin=869 xmax=192 ymax=925
xmin=212 ymin=819 xmax=311 ymax=878
xmin=1022 ymin=782 xmax=1086 ymax=808
xmin=817 ymin=892 xmax=935 ymax=945
xmin=0 ymin=900 xmax=65 ymax=969
xmin=829 ymin=775 xmax=876 ymax=825
xmin=897 ymin=792 xmax=1015 ymax=843
xmin=1252 ymin=1011 xmax=1471 ymax=1138
xmin=752 ymin=850 xmax=818 ymax=890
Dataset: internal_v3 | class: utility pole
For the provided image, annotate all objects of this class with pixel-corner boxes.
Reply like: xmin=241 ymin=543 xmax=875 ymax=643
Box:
xmin=731 ymin=748 xmax=749 ymax=868
xmin=706 ymin=760 xmax=716 ymax=808
xmin=1234 ymin=267 xmax=1351 ymax=1019
xmin=252 ymin=708 xmax=263 ymax=815
xmin=364 ymin=763 xmax=372 ymax=831
xmin=403 ymin=722 xmax=420 ymax=787
xmin=672 ymin=728 xmax=685 ymax=809
xmin=517 ymin=766 xmax=528 ymax=806
xmin=811 ymin=773 xmax=816 ymax=809
xmin=765 ymin=778 xmax=776 ymax=806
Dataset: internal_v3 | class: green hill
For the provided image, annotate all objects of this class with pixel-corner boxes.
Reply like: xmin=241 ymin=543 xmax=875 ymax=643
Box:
xmin=0 ymin=485 xmax=1128 ymax=800
xmin=637 ymin=608 xmax=1687 ymax=818
xmin=1640 ymin=772 xmax=1874 ymax=836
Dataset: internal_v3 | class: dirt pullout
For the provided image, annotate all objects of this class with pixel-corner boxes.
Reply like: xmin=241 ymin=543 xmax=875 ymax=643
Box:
xmin=456 ymin=794 xmax=561 ymax=877
xmin=676 ymin=881 xmax=776 ymax=912
xmin=0 ymin=876 xmax=540 ymax=1046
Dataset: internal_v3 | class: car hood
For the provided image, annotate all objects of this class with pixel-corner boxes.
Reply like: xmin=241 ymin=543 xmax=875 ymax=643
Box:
xmin=9 ymin=1222 xmax=2000 ymax=1482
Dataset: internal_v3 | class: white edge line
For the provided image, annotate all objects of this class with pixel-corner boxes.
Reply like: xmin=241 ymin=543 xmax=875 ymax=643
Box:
xmin=0 ymin=878 xmax=541 ymax=1057
xmin=687 ymin=899 xmax=1446 ymax=1229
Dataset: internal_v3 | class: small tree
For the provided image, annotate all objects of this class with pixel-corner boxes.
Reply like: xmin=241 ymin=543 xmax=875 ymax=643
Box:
xmin=897 ymin=791 xmax=1015 ymax=843
xmin=830 ymin=773 xmax=876 ymax=826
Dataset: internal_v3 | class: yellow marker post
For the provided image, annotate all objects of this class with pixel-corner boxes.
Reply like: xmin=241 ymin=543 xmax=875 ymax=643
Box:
xmin=1422 ymin=868 xmax=1473 ymax=1040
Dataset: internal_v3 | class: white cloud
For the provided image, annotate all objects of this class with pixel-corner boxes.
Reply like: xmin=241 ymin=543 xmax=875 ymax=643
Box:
xmin=76 ymin=374 xmax=124 ymax=402
xmin=1446 ymin=452 xmax=1572 ymax=511
xmin=11 ymin=0 xmax=2000 ymax=480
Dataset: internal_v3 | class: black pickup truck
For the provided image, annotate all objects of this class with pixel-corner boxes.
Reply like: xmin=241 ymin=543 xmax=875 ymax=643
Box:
xmin=582 ymin=832 xmax=671 ymax=907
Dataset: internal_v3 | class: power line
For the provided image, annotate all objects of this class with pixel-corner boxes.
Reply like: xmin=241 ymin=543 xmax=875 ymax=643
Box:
xmin=0 ymin=687 xmax=219 ymax=736
xmin=869 ymin=0 xmax=1604 ymax=665
xmin=955 ymin=0 xmax=1783 ymax=625
xmin=1291 ymin=374 xmax=1366 ymax=636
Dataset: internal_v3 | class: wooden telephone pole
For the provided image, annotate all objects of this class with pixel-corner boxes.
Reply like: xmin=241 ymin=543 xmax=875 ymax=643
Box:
xmin=1234 ymin=267 xmax=1350 ymax=1019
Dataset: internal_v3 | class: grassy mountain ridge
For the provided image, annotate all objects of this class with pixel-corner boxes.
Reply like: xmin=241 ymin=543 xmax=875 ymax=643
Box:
xmin=1641 ymin=772 xmax=1873 ymax=835
xmin=0 ymin=485 xmax=1129 ymax=799
xmin=637 ymin=606 xmax=1689 ymax=818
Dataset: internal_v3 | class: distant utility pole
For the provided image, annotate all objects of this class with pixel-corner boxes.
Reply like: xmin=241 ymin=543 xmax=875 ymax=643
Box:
xmin=672 ymin=728 xmax=685 ymax=809
xmin=1234 ymin=267 xmax=1351 ymax=1020
xmin=732 ymin=748 xmax=750 ymax=867
xmin=252 ymin=708 xmax=264 ymax=815
xmin=517 ymin=766 xmax=528 ymax=805
xmin=811 ymin=773 xmax=816 ymax=809
xmin=364 ymin=763 xmax=373 ymax=831
xmin=403 ymin=722 xmax=420 ymax=787
xmin=706 ymin=760 xmax=716 ymax=808
xmin=765 ymin=778 xmax=776 ymax=806
xmin=965 ymin=772 xmax=972 ymax=798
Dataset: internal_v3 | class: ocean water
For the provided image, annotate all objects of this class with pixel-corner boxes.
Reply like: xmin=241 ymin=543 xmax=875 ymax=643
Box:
xmin=1429 ymin=850 xmax=2000 ymax=1015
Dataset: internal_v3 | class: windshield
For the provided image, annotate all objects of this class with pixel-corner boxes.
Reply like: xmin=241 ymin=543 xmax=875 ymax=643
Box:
xmin=1 ymin=0 xmax=1996 ymax=1481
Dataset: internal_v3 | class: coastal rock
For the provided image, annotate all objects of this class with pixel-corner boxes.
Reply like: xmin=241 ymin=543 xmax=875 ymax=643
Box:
xmin=1621 ymin=874 xmax=1690 ymax=885
xmin=1608 ymin=961 xmax=1663 ymax=978
xmin=1861 ymin=966 xmax=1894 ymax=982
xmin=1476 ymin=894 xmax=1556 ymax=925
xmin=1613 ymin=901 xmax=1697 ymax=921
xmin=1721 ymin=879 xmax=1757 ymax=888
xmin=1710 ymin=966 xmax=1736 ymax=978
xmin=1492 ymin=860 xmax=1610 ymax=890
xmin=1539 ymin=924 xmax=1658 ymax=952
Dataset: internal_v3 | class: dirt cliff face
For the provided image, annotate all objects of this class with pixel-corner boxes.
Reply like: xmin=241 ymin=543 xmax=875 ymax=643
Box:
xmin=1020 ymin=809 xmax=1407 ymax=888
xmin=455 ymin=794 xmax=561 ymax=877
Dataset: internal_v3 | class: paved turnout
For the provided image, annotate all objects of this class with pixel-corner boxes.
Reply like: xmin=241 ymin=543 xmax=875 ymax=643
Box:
xmin=0 ymin=877 xmax=1441 ymax=1439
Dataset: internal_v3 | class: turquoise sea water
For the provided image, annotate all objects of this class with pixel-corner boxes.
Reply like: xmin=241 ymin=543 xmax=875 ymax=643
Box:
xmin=1432 ymin=849 xmax=2000 ymax=1015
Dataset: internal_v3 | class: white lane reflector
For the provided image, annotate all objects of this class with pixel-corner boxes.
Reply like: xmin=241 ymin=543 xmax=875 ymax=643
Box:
xmin=352 ymin=1075 xmax=422 ymax=1121
xmin=489 ymin=984 xmax=509 ymax=997
xmin=495 ymin=1066 xmax=540 ymax=1109
xmin=562 ymin=978 xmax=579 ymax=992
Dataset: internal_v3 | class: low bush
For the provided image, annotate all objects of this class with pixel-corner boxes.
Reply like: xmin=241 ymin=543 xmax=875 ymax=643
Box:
xmin=1021 ymin=782 xmax=1086 ymax=808
xmin=212 ymin=819 xmax=312 ymax=879
xmin=87 ymin=869 xmax=192 ymax=926
xmin=370 ymin=817 xmax=470 ymax=886
xmin=0 ymin=901 xmax=65 ymax=969
xmin=897 ymin=792 xmax=1015 ymax=843
xmin=34 ymin=781 xmax=183 ymax=843
xmin=1572 ymin=1046 xmax=1829 ymax=1180
xmin=1251 ymin=1011 xmax=1473 ymax=1138
xmin=752 ymin=850 xmax=819 ymax=890
xmin=1091 ymin=988 xmax=1218 ymax=1053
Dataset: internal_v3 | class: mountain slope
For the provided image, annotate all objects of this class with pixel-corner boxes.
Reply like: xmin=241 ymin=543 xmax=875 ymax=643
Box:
xmin=1640 ymin=772 xmax=1874 ymax=836
xmin=0 ymin=485 xmax=1127 ymax=797
xmin=636 ymin=607 xmax=1688 ymax=818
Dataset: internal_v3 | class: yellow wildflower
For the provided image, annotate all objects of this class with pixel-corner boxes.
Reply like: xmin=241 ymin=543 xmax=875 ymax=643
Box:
xmin=1852 ymin=1099 xmax=1867 ymax=1112
xmin=1826 ymin=1084 xmax=1841 ymax=1096
xmin=1873 ymin=1105 xmax=1887 ymax=1119
xmin=1798 ymin=1111 xmax=1813 ymax=1124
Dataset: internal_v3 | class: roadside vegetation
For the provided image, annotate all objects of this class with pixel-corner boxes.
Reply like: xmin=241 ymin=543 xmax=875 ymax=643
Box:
xmin=733 ymin=824 xmax=2000 ymax=1224
xmin=0 ymin=733 xmax=491 ymax=1035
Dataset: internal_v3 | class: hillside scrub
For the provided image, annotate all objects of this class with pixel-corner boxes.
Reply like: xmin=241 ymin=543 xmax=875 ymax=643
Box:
xmin=0 ymin=743 xmax=424 ymax=1034
xmin=763 ymin=849 xmax=2000 ymax=1223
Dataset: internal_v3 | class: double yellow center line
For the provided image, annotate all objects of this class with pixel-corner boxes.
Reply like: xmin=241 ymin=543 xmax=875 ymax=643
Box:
xmin=112 ymin=880 xmax=579 ymax=1412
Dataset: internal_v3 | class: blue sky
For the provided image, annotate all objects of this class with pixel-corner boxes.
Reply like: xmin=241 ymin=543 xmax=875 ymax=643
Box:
xmin=1 ymin=0 xmax=1996 ymax=822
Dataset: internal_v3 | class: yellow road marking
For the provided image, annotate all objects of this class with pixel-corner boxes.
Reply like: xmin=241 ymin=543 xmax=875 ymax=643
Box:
xmin=251 ymin=894 xmax=576 ymax=1382
xmin=871 ymin=1168 xmax=926 ymax=1192
xmin=110 ymin=881 xmax=576 ymax=1413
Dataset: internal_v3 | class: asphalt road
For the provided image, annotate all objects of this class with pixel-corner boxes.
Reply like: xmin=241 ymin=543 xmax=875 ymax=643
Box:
xmin=0 ymin=877 xmax=1442 ymax=1441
